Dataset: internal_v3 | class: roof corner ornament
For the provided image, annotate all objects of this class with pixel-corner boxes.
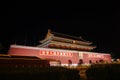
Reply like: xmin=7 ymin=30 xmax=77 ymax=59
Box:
xmin=48 ymin=29 xmax=51 ymax=33
xmin=45 ymin=29 xmax=53 ymax=38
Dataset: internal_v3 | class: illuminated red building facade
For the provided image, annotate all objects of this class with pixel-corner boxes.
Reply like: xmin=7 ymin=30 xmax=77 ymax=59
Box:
xmin=8 ymin=30 xmax=111 ymax=66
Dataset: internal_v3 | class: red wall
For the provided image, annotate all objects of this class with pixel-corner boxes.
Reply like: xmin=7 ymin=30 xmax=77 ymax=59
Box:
xmin=8 ymin=45 xmax=111 ymax=64
xmin=82 ymin=52 xmax=111 ymax=63
xmin=8 ymin=47 xmax=79 ymax=64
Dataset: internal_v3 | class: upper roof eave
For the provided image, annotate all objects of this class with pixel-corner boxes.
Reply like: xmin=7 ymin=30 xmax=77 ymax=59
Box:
xmin=40 ymin=29 xmax=93 ymax=45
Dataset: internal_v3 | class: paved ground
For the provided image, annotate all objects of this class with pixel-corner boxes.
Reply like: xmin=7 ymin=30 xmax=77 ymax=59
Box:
xmin=67 ymin=66 xmax=91 ymax=80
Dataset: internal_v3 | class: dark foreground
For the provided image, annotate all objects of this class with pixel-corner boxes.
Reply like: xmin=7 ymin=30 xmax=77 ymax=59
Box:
xmin=0 ymin=66 xmax=81 ymax=80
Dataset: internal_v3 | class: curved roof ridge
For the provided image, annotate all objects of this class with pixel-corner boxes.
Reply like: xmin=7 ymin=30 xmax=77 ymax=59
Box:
xmin=50 ymin=30 xmax=90 ymax=43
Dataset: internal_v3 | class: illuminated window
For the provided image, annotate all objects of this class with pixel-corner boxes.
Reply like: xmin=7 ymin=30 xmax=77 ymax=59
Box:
xmin=72 ymin=40 xmax=76 ymax=43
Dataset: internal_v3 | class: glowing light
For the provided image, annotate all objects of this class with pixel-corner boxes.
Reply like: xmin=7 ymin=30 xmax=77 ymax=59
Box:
xmin=39 ymin=50 xmax=73 ymax=57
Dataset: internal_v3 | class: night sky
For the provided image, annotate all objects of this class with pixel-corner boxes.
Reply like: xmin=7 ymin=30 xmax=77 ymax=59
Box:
xmin=0 ymin=1 xmax=120 ymax=58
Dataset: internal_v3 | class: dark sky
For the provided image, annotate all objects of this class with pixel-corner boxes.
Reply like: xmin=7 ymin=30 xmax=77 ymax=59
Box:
xmin=0 ymin=1 xmax=120 ymax=58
